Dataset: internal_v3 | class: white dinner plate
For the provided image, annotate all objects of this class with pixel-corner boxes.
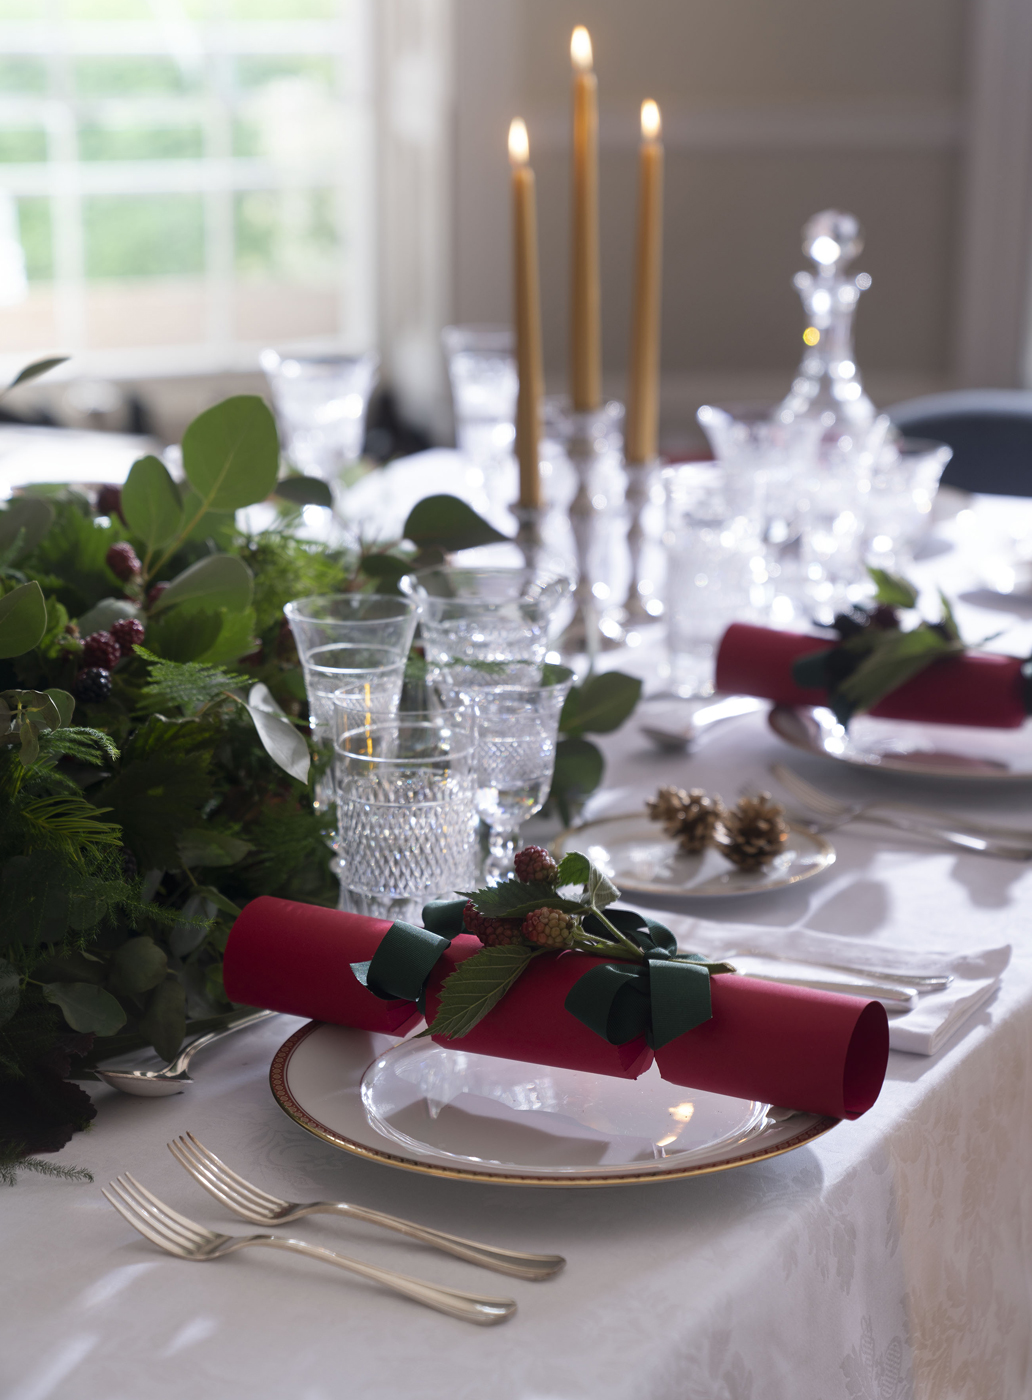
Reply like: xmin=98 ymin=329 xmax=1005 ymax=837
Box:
xmin=551 ymin=812 xmax=834 ymax=898
xmin=770 ymin=704 xmax=1032 ymax=780
xmin=270 ymin=1022 xmax=837 ymax=1187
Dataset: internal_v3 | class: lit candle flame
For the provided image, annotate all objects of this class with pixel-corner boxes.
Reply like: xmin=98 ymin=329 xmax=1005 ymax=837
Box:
xmin=508 ymin=117 xmax=529 ymax=166
xmin=641 ymin=99 xmax=661 ymax=141
xmin=570 ymin=25 xmax=593 ymax=71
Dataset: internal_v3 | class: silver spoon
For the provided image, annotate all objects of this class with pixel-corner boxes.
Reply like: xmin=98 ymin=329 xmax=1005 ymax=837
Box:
xmin=640 ymin=694 xmax=764 ymax=752
xmin=95 ymin=1009 xmax=277 ymax=1097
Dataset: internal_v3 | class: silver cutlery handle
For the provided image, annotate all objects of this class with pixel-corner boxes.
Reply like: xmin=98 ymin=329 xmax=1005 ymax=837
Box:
xmin=865 ymin=812 xmax=1032 ymax=861
xmin=743 ymin=971 xmax=917 ymax=1009
xmin=257 ymin=1237 xmax=515 ymax=1324
xmin=169 ymin=1010 xmax=277 ymax=1076
xmin=326 ymin=1203 xmax=562 ymax=1280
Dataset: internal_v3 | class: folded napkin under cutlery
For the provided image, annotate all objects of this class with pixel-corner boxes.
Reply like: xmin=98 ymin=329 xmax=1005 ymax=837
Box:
xmin=664 ymin=917 xmax=1011 ymax=1057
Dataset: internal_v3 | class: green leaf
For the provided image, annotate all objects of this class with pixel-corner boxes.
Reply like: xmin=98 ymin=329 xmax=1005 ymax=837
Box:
xmin=938 ymin=590 xmax=961 ymax=643
xmin=868 ymin=567 xmax=919 ymax=610
xmin=0 ymin=580 xmax=47 ymax=658
xmin=549 ymin=736 xmax=605 ymax=817
xmin=560 ymin=671 xmax=642 ymax=737
xmin=585 ymin=861 xmax=619 ymax=910
xmin=193 ymin=885 xmax=243 ymax=919
xmin=427 ymin=945 xmax=534 ymax=1039
xmin=836 ymin=626 xmax=956 ymax=714
xmin=144 ymin=606 xmax=224 ymax=663
xmin=138 ymin=974 xmax=186 ymax=1061
xmin=169 ymin=891 xmax=217 ymax=957
xmin=149 ymin=552 xmax=254 ymax=616
xmin=177 ymin=828 xmax=254 ymax=868
xmin=100 ymin=753 xmax=213 ymax=869
xmin=555 ymin=851 xmax=590 ymax=887
xmin=42 ymin=981 xmax=127 ymax=1036
xmin=241 ymin=682 xmax=310 ymax=783
xmin=194 ymin=607 xmax=258 ymax=665
xmin=403 ymin=494 xmax=509 ymax=552
xmin=0 ymin=957 xmax=19 ymax=1028
xmin=45 ymin=688 xmax=75 ymax=728
xmin=4 ymin=355 xmax=68 ymax=393
xmin=107 ymin=936 xmax=168 ymax=997
xmin=462 ymin=879 xmax=583 ymax=921
xmin=135 ymin=648 xmax=242 ymax=714
xmin=181 ymin=395 xmax=280 ymax=512
xmin=360 ymin=553 xmax=410 ymax=585
xmin=273 ymin=476 xmax=334 ymax=509
xmin=76 ymin=596 xmax=139 ymax=637
xmin=0 ymin=497 xmax=54 ymax=558
xmin=121 ymin=455 xmax=183 ymax=549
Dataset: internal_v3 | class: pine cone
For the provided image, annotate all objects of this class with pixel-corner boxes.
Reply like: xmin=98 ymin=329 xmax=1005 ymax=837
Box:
xmin=715 ymin=792 xmax=789 ymax=871
xmin=646 ymin=785 xmax=719 ymax=854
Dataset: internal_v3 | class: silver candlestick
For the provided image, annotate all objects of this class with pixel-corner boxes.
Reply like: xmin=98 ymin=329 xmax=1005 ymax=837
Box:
xmin=511 ymin=502 xmax=545 ymax=573
xmin=621 ymin=457 xmax=659 ymax=625
xmin=555 ymin=399 xmax=624 ymax=657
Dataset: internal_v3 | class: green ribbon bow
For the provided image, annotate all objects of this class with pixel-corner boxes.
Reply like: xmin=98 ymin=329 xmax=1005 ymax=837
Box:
xmin=564 ymin=910 xmax=733 ymax=1049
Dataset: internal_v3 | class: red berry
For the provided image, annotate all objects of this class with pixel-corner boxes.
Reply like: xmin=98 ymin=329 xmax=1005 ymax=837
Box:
xmin=82 ymin=630 xmax=122 ymax=670
xmin=521 ymin=907 xmax=576 ymax=949
xmin=872 ymin=604 xmax=899 ymax=630
xmin=513 ymin=845 xmax=559 ymax=885
xmin=74 ymin=668 xmax=111 ymax=703
xmin=110 ymin=617 xmax=145 ymax=656
xmin=462 ymin=900 xmax=524 ymax=947
xmin=147 ymin=582 xmax=170 ymax=607
xmin=106 ymin=541 xmax=141 ymax=581
xmin=96 ymin=485 xmax=124 ymax=521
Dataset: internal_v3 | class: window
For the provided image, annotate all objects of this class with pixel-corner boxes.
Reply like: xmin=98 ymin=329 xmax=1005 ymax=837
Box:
xmin=0 ymin=0 xmax=375 ymax=376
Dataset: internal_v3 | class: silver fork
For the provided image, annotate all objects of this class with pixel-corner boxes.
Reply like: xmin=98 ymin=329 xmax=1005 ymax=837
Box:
xmin=771 ymin=764 xmax=1032 ymax=861
xmin=169 ymin=1132 xmax=564 ymax=1281
xmin=103 ymin=1174 xmax=516 ymax=1326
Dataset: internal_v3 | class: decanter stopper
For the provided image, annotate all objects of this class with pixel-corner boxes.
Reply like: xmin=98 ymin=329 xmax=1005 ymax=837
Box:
xmin=780 ymin=210 xmax=876 ymax=433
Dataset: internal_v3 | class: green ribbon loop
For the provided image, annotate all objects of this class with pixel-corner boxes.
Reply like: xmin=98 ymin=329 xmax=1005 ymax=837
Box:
xmin=567 ymin=909 xmax=730 ymax=1049
xmin=351 ymin=919 xmax=454 ymax=1008
xmin=421 ymin=898 xmax=468 ymax=935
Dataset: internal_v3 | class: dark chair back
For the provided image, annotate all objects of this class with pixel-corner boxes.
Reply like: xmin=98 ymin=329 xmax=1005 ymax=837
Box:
xmin=886 ymin=389 xmax=1032 ymax=496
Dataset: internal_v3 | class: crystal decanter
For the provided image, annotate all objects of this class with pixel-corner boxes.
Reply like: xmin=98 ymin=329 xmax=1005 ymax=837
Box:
xmin=779 ymin=210 xmax=876 ymax=434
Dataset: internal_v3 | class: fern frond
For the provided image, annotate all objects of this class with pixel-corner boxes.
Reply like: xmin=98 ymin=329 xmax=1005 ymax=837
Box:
xmin=135 ymin=647 xmax=243 ymax=716
xmin=18 ymin=795 xmax=122 ymax=859
xmin=38 ymin=726 xmax=119 ymax=766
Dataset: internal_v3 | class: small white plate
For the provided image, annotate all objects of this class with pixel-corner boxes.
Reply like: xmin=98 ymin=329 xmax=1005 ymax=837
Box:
xmin=270 ymin=1022 xmax=837 ymax=1187
xmin=770 ymin=705 xmax=1032 ymax=781
xmin=551 ymin=812 xmax=834 ymax=899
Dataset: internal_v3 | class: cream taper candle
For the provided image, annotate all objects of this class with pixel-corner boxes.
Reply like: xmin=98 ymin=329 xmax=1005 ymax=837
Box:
xmin=510 ymin=118 xmax=544 ymax=510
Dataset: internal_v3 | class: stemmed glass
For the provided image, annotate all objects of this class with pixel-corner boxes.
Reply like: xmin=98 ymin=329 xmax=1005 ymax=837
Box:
xmin=402 ymin=566 xmax=571 ymax=669
xmin=441 ymin=663 xmax=574 ymax=880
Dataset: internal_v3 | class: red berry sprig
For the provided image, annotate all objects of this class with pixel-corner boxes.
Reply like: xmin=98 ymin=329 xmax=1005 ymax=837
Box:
xmin=81 ymin=630 xmax=122 ymax=670
xmin=521 ymin=907 xmax=576 ymax=949
xmin=110 ymin=617 xmax=145 ymax=656
xmin=106 ymin=541 xmax=141 ymax=582
xmin=462 ymin=901 xmax=524 ymax=948
xmin=513 ymin=845 xmax=559 ymax=885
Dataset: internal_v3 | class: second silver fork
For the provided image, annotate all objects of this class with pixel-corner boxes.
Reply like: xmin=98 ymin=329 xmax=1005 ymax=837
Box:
xmin=169 ymin=1132 xmax=565 ymax=1281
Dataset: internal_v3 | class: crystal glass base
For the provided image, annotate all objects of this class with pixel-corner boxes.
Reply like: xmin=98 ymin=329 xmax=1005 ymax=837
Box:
xmin=361 ymin=1039 xmax=768 ymax=1175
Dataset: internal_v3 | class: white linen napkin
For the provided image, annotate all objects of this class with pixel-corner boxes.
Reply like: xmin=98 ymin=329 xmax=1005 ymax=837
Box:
xmin=648 ymin=914 xmax=1011 ymax=1057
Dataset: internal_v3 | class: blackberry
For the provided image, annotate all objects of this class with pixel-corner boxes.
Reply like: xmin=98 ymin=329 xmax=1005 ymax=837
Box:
xmin=521 ymin=907 xmax=576 ymax=949
xmin=462 ymin=900 xmax=524 ymax=947
xmin=110 ymin=617 xmax=145 ymax=656
xmin=872 ymin=604 xmax=899 ymax=630
xmin=96 ymin=485 xmax=124 ymax=521
xmin=82 ymin=630 xmax=122 ymax=670
xmin=513 ymin=845 xmax=559 ymax=885
xmin=74 ymin=668 xmax=111 ymax=703
xmin=147 ymin=581 xmax=170 ymax=607
xmin=106 ymin=541 xmax=141 ymax=581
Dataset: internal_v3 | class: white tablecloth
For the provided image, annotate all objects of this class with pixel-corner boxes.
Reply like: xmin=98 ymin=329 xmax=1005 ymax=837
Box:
xmin=4 ymin=466 xmax=1032 ymax=1400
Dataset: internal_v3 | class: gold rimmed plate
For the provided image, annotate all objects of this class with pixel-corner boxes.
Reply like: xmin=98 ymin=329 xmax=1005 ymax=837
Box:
xmin=270 ymin=1023 xmax=838 ymax=1187
xmin=551 ymin=812 xmax=834 ymax=899
xmin=769 ymin=704 xmax=1032 ymax=781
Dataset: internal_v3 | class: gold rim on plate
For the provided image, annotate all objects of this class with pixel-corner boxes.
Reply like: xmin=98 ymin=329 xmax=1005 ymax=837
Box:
xmin=550 ymin=813 xmax=835 ymax=898
xmin=269 ymin=1021 xmax=839 ymax=1187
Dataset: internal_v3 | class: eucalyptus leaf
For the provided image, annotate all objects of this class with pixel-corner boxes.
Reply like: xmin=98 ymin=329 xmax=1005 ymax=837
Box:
xmin=192 ymin=885 xmax=242 ymax=919
xmin=560 ymin=671 xmax=642 ymax=737
xmin=0 ymin=497 xmax=54 ymax=557
xmin=427 ymin=945 xmax=534 ymax=1039
xmin=181 ymin=395 xmax=280 ymax=512
xmin=0 ymin=956 xmax=20 ymax=1027
xmin=0 ymin=580 xmax=47 ymax=658
xmin=194 ymin=607 xmax=258 ymax=665
xmin=121 ymin=455 xmax=183 ymax=549
xmin=42 ymin=981 xmax=127 ymax=1036
xmin=837 ymin=626 xmax=956 ymax=714
xmin=138 ymin=975 xmax=187 ymax=1061
xmin=273 ymin=476 xmax=334 ymax=509
xmin=403 ymin=495 xmax=509 ymax=552
xmin=242 ymin=682 xmax=310 ymax=783
xmin=45 ymin=688 xmax=75 ymax=728
xmin=150 ymin=553 xmax=254 ymax=616
xmin=4 ymin=355 xmax=68 ymax=393
xmin=177 ymin=828 xmax=253 ymax=868
xmin=170 ymin=892 xmax=217 ymax=957
xmin=107 ymin=936 xmax=168 ymax=997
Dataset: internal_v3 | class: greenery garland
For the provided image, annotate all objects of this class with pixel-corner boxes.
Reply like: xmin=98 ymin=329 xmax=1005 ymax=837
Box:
xmin=0 ymin=391 xmax=640 ymax=1168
